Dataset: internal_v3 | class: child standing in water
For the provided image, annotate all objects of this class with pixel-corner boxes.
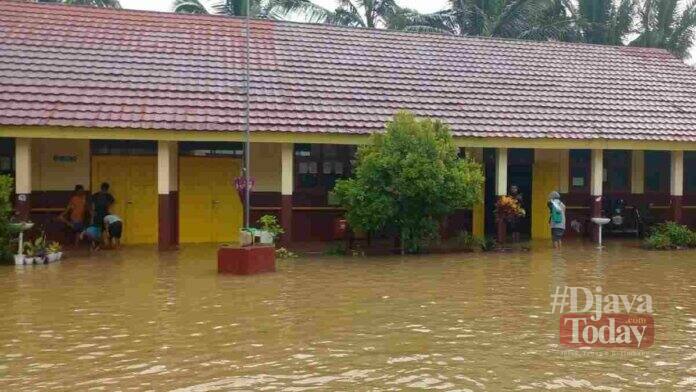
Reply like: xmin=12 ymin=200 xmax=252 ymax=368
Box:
xmin=547 ymin=191 xmax=566 ymax=249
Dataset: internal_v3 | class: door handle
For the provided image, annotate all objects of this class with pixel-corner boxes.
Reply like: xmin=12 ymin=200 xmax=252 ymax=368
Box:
xmin=212 ymin=200 xmax=220 ymax=204
xmin=127 ymin=201 xmax=133 ymax=204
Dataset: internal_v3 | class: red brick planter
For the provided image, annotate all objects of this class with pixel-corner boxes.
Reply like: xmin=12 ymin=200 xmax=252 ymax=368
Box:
xmin=217 ymin=246 xmax=276 ymax=275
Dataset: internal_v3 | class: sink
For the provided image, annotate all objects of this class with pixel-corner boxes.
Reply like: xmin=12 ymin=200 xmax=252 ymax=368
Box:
xmin=9 ymin=221 xmax=34 ymax=232
xmin=591 ymin=217 xmax=611 ymax=226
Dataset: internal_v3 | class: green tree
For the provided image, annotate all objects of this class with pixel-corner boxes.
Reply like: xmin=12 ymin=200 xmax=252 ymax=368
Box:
xmin=0 ymin=175 xmax=14 ymax=263
xmin=334 ymin=111 xmax=484 ymax=254
xmin=565 ymin=0 xmax=635 ymax=44
xmin=325 ymin=0 xmax=402 ymax=28
xmin=404 ymin=0 xmax=573 ymax=40
xmin=172 ymin=0 xmax=330 ymax=21
xmin=38 ymin=0 xmax=121 ymax=7
xmin=631 ymin=0 xmax=696 ymax=59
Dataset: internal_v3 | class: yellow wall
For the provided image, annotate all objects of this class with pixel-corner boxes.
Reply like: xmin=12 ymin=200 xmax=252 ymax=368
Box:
xmin=250 ymin=142 xmax=281 ymax=192
xmin=31 ymin=138 xmax=90 ymax=191
xmin=531 ymin=150 xmax=561 ymax=239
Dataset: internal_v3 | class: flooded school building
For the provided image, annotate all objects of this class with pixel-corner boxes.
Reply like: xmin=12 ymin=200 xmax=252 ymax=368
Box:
xmin=1 ymin=1 xmax=696 ymax=249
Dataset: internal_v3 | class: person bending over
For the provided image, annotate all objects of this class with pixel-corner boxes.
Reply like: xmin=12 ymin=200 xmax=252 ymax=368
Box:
xmin=103 ymin=214 xmax=122 ymax=249
xmin=79 ymin=224 xmax=102 ymax=251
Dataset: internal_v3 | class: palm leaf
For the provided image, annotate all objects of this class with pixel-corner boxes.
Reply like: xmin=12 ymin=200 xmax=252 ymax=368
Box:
xmin=267 ymin=0 xmax=333 ymax=22
xmin=172 ymin=0 xmax=208 ymax=13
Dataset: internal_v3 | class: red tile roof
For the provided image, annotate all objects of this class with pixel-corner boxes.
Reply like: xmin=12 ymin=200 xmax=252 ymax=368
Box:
xmin=2 ymin=0 xmax=696 ymax=141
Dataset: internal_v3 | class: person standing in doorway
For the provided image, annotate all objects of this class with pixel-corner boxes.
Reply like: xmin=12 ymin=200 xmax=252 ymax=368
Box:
xmin=548 ymin=191 xmax=566 ymax=249
xmin=92 ymin=182 xmax=115 ymax=230
xmin=508 ymin=184 xmax=524 ymax=243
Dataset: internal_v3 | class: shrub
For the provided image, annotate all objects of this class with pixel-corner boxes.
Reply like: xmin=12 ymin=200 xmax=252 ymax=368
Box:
xmin=334 ymin=111 xmax=484 ymax=254
xmin=480 ymin=236 xmax=497 ymax=252
xmin=324 ymin=243 xmax=347 ymax=256
xmin=658 ymin=222 xmax=693 ymax=247
xmin=275 ymin=247 xmax=298 ymax=259
xmin=643 ymin=221 xmax=696 ymax=250
xmin=643 ymin=232 xmax=673 ymax=250
xmin=0 ymin=175 xmax=13 ymax=263
xmin=454 ymin=231 xmax=481 ymax=252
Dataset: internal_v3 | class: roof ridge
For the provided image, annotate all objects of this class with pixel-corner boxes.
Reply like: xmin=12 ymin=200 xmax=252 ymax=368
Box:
xmin=0 ymin=0 xmax=676 ymax=56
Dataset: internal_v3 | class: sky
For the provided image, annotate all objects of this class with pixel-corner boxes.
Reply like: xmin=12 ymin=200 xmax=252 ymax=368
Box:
xmin=119 ymin=0 xmax=450 ymax=14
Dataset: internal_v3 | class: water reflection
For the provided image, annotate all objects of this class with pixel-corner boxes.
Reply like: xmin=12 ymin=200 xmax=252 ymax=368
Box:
xmin=1 ymin=240 xmax=695 ymax=390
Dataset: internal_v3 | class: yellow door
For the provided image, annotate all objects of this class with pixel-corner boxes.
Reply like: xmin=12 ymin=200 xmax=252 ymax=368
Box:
xmin=179 ymin=157 xmax=243 ymax=244
xmin=531 ymin=161 xmax=560 ymax=239
xmin=91 ymin=156 xmax=158 ymax=244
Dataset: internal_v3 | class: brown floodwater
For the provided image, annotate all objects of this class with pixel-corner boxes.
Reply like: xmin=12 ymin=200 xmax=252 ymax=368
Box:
xmin=1 ymin=240 xmax=695 ymax=391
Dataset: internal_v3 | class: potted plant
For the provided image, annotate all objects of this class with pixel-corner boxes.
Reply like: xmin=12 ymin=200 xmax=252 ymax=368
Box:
xmin=494 ymin=196 xmax=525 ymax=223
xmin=23 ymin=235 xmax=47 ymax=264
xmin=257 ymin=215 xmax=284 ymax=245
xmin=46 ymin=241 xmax=63 ymax=262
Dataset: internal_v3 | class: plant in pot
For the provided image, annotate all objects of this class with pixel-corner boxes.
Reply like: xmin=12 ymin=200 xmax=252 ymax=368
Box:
xmin=46 ymin=241 xmax=63 ymax=262
xmin=257 ymin=215 xmax=284 ymax=245
xmin=24 ymin=235 xmax=47 ymax=264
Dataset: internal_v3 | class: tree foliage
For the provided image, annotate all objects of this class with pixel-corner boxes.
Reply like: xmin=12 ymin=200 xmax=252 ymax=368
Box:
xmin=631 ymin=0 xmax=696 ymax=58
xmin=0 ymin=175 xmax=14 ymax=263
xmin=38 ymin=0 xmax=121 ymax=8
xmin=334 ymin=111 xmax=484 ymax=254
xmin=171 ymin=0 xmax=331 ymax=21
xmin=402 ymin=0 xmax=576 ymax=40
xmin=325 ymin=0 xmax=399 ymax=28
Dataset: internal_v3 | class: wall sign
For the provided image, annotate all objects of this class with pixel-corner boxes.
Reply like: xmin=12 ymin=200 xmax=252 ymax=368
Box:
xmin=53 ymin=155 xmax=77 ymax=163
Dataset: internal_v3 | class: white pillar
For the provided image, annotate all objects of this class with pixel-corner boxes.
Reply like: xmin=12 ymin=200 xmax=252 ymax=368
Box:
xmin=169 ymin=142 xmax=178 ymax=193
xmin=281 ymin=143 xmax=293 ymax=197
xmin=495 ymin=148 xmax=508 ymax=196
xmin=559 ymin=149 xmax=569 ymax=194
xmin=631 ymin=150 xmax=644 ymax=194
xmin=591 ymin=149 xmax=603 ymax=196
xmin=670 ymin=150 xmax=684 ymax=197
xmin=157 ymin=141 xmax=176 ymax=249
xmin=15 ymin=138 xmax=32 ymax=195
xmin=671 ymin=150 xmax=684 ymax=223
xmin=157 ymin=141 xmax=172 ymax=195
xmin=14 ymin=138 xmax=32 ymax=220
xmin=590 ymin=149 xmax=604 ymax=240
xmin=280 ymin=143 xmax=293 ymax=244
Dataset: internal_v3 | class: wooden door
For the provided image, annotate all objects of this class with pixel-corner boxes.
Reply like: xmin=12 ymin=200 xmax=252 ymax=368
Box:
xmin=531 ymin=161 xmax=560 ymax=239
xmin=91 ymin=156 xmax=157 ymax=244
xmin=179 ymin=157 xmax=242 ymax=243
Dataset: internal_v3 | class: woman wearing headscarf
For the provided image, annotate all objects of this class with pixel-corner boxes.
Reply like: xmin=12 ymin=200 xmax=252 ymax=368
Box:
xmin=547 ymin=191 xmax=566 ymax=249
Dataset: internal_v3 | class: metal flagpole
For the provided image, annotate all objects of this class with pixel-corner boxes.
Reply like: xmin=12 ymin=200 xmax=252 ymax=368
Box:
xmin=243 ymin=0 xmax=251 ymax=229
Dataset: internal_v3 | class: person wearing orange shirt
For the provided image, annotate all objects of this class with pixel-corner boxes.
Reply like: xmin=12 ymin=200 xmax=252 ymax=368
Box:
xmin=59 ymin=184 xmax=88 ymax=245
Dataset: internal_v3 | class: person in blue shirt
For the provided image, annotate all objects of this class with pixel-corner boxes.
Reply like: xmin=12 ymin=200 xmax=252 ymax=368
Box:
xmin=79 ymin=224 xmax=102 ymax=251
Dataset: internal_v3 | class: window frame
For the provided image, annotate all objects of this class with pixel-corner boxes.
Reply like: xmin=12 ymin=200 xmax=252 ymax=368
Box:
xmin=644 ymin=150 xmax=670 ymax=193
xmin=603 ymin=150 xmax=632 ymax=193
xmin=569 ymin=149 xmax=591 ymax=194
